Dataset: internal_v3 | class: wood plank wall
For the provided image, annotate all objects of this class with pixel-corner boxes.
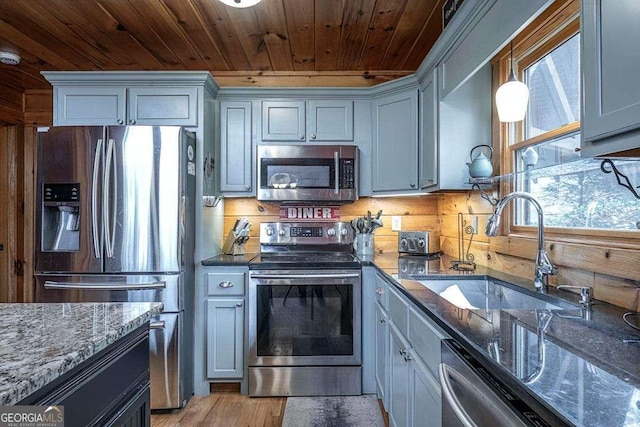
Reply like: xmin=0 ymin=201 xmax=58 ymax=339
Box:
xmin=222 ymin=195 xmax=442 ymax=255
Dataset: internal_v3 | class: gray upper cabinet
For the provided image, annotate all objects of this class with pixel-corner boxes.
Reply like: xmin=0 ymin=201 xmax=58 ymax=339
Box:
xmin=420 ymin=70 xmax=438 ymax=190
xmin=53 ymin=86 xmax=198 ymax=126
xmin=371 ymin=89 xmax=419 ymax=193
xmin=582 ymin=0 xmax=640 ymax=156
xmin=220 ymin=101 xmax=253 ymax=194
xmin=261 ymin=100 xmax=354 ymax=142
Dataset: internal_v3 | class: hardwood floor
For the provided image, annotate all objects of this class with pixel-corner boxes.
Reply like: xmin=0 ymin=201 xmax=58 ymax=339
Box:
xmin=151 ymin=392 xmax=390 ymax=427
xmin=151 ymin=393 xmax=286 ymax=427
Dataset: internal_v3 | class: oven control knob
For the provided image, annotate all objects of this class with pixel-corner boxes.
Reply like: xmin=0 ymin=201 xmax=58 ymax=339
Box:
xmin=327 ymin=228 xmax=336 ymax=236
xmin=278 ymin=229 xmax=286 ymax=237
xmin=418 ymin=266 xmax=425 ymax=274
xmin=340 ymin=228 xmax=348 ymax=236
xmin=418 ymin=239 xmax=425 ymax=248
xmin=400 ymin=238 xmax=408 ymax=248
xmin=265 ymin=227 xmax=274 ymax=236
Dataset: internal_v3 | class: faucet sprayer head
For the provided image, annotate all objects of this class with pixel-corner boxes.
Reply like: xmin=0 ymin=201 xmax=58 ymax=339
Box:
xmin=485 ymin=214 xmax=501 ymax=237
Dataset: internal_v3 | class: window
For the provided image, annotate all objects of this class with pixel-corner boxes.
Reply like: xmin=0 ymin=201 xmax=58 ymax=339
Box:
xmin=497 ymin=0 xmax=640 ymax=233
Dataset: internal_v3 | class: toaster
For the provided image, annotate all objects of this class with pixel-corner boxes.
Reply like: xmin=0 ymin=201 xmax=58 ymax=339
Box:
xmin=398 ymin=231 xmax=441 ymax=255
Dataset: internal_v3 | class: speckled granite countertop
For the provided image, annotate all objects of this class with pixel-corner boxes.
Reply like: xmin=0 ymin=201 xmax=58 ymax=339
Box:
xmin=365 ymin=252 xmax=640 ymax=426
xmin=0 ymin=302 xmax=163 ymax=406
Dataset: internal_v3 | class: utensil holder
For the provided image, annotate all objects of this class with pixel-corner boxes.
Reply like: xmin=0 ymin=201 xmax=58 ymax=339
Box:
xmin=354 ymin=233 xmax=374 ymax=255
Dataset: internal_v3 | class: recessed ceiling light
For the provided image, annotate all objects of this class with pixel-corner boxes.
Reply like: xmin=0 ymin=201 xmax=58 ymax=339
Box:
xmin=0 ymin=51 xmax=20 ymax=66
xmin=218 ymin=0 xmax=262 ymax=8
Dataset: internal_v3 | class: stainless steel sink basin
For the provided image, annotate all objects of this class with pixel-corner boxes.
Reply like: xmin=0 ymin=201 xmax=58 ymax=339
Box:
xmin=416 ymin=279 xmax=574 ymax=311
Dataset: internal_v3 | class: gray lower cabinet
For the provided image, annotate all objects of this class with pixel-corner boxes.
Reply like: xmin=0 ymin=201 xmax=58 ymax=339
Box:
xmin=206 ymin=298 xmax=244 ymax=378
xmin=582 ymin=0 xmax=640 ymax=156
xmin=220 ymin=101 xmax=253 ymax=194
xmin=205 ymin=270 xmax=247 ymax=382
xmin=389 ymin=322 xmax=411 ymax=427
xmin=371 ymin=88 xmax=419 ymax=193
xmin=375 ymin=301 xmax=390 ymax=407
xmin=409 ymin=348 xmax=442 ymax=427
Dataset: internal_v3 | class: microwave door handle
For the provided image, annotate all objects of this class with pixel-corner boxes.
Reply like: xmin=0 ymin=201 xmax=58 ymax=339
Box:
xmin=92 ymin=138 xmax=103 ymax=259
xmin=334 ymin=151 xmax=339 ymax=195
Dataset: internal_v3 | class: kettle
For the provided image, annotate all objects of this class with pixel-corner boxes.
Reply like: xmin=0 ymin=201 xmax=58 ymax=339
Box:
xmin=467 ymin=144 xmax=493 ymax=178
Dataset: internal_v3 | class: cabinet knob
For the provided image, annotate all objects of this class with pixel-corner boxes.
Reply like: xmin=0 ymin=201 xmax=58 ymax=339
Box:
xmin=379 ymin=318 xmax=386 ymax=323
xmin=129 ymin=119 xmax=136 ymax=125
xmin=310 ymin=134 xmax=316 ymax=140
xmin=410 ymin=183 xmax=416 ymax=188
xmin=427 ymin=177 xmax=434 ymax=182
xmin=117 ymin=119 xmax=124 ymax=125
xmin=399 ymin=348 xmax=406 ymax=356
xmin=236 ymin=302 xmax=243 ymax=307
xmin=244 ymin=185 xmax=250 ymax=190
xmin=375 ymin=287 xmax=384 ymax=295
xmin=218 ymin=281 xmax=234 ymax=288
xmin=299 ymin=134 xmax=305 ymax=140
xmin=404 ymin=353 xmax=412 ymax=362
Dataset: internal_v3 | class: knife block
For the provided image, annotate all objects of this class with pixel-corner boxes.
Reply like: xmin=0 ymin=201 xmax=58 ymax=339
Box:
xmin=222 ymin=230 xmax=246 ymax=256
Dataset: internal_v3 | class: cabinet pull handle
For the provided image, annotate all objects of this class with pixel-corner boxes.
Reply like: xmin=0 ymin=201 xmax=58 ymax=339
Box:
xmin=375 ymin=287 xmax=384 ymax=295
xmin=236 ymin=302 xmax=243 ymax=307
xmin=219 ymin=281 xmax=234 ymax=288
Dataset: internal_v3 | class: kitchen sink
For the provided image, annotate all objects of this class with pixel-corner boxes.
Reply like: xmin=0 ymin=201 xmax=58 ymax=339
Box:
xmin=414 ymin=278 xmax=575 ymax=311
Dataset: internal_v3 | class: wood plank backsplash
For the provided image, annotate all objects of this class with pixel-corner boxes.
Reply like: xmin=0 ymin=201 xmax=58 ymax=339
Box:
xmin=223 ymin=192 xmax=640 ymax=310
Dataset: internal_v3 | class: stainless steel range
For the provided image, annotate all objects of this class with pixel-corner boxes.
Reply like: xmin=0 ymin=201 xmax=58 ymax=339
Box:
xmin=248 ymin=221 xmax=362 ymax=397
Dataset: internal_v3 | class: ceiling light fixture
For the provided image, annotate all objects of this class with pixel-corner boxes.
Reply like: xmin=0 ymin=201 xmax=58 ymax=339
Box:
xmin=217 ymin=0 xmax=263 ymax=8
xmin=495 ymin=41 xmax=529 ymax=122
xmin=0 ymin=51 xmax=20 ymax=66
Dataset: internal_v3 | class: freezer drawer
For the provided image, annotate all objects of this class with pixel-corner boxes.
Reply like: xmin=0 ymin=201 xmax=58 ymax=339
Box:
xmin=150 ymin=312 xmax=183 ymax=410
xmin=35 ymin=273 xmax=183 ymax=312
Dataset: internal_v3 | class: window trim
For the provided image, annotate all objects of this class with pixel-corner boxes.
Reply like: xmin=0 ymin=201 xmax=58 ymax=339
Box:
xmin=491 ymin=0 xmax=640 ymax=249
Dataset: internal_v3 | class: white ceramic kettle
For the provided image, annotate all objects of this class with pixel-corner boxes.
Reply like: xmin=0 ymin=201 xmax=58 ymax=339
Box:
xmin=466 ymin=144 xmax=493 ymax=178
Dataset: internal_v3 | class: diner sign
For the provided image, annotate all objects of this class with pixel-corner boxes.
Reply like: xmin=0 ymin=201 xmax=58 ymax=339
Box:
xmin=279 ymin=205 xmax=340 ymax=221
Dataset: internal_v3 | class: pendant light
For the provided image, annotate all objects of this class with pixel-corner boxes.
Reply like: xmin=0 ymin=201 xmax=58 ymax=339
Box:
xmin=496 ymin=41 xmax=529 ymax=122
xmin=218 ymin=0 xmax=262 ymax=7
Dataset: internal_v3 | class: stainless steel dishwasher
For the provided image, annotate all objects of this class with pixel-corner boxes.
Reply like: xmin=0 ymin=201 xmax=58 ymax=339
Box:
xmin=440 ymin=339 xmax=563 ymax=427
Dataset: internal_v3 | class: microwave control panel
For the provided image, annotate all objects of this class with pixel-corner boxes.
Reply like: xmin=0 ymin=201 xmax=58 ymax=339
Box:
xmin=339 ymin=159 xmax=356 ymax=189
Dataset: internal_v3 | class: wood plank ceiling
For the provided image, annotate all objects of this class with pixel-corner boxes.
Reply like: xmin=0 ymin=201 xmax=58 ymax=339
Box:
xmin=0 ymin=0 xmax=446 ymax=124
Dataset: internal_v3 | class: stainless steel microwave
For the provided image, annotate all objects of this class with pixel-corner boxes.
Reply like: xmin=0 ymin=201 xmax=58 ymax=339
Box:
xmin=257 ymin=145 xmax=358 ymax=202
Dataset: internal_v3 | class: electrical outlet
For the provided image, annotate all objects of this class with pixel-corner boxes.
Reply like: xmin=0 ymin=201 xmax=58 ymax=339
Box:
xmin=391 ymin=216 xmax=402 ymax=231
xmin=471 ymin=216 xmax=478 ymax=234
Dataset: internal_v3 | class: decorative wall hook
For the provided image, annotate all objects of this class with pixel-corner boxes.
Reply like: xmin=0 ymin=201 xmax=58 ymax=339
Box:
xmin=600 ymin=159 xmax=640 ymax=199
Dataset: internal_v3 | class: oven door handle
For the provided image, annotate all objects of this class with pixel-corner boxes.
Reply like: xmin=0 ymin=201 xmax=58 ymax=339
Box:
xmin=43 ymin=281 xmax=166 ymax=290
xmin=334 ymin=151 xmax=340 ymax=195
xmin=250 ymin=273 xmax=360 ymax=280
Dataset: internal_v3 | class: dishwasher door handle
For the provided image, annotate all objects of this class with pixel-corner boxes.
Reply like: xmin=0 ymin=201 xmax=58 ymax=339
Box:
xmin=439 ymin=363 xmax=477 ymax=427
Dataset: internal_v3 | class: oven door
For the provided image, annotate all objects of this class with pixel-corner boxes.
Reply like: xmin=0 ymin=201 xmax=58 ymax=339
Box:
xmin=249 ymin=270 xmax=361 ymax=366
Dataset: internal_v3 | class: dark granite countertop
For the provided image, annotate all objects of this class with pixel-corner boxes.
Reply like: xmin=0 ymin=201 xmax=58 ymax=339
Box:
xmin=201 ymin=253 xmax=258 ymax=266
xmin=0 ymin=302 xmax=163 ymax=406
xmin=366 ymin=252 xmax=640 ymax=427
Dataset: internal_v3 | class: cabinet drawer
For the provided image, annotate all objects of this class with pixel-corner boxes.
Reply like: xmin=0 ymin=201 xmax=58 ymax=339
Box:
xmin=206 ymin=272 xmax=245 ymax=296
xmin=408 ymin=306 xmax=448 ymax=378
xmin=388 ymin=286 xmax=408 ymax=338
xmin=375 ymin=274 xmax=389 ymax=309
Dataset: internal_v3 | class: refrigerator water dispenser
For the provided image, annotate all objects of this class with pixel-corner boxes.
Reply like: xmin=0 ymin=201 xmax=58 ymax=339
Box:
xmin=41 ymin=183 xmax=80 ymax=252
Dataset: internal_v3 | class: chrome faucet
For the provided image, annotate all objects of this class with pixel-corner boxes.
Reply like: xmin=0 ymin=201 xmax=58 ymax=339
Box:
xmin=485 ymin=192 xmax=557 ymax=292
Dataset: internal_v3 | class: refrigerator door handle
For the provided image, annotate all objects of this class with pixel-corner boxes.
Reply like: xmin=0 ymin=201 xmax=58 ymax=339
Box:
xmin=104 ymin=138 xmax=117 ymax=258
xmin=92 ymin=138 xmax=103 ymax=259
xmin=43 ymin=280 xmax=167 ymax=290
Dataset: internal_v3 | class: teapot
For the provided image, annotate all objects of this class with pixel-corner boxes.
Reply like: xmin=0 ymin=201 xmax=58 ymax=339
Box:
xmin=466 ymin=144 xmax=493 ymax=178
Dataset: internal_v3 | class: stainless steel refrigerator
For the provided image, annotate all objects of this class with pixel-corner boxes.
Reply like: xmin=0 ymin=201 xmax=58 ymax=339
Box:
xmin=35 ymin=126 xmax=196 ymax=410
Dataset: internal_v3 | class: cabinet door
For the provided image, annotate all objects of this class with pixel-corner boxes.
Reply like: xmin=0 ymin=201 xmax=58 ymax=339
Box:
xmin=420 ymin=70 xmax=438 ymax=189
xmin=128 ymin=86 xmax=198 ymax=126
xmin=375 ymin=302 xmax=390 ymax=409
xmin=220 ymin=101 xmax=253 ymax=193
xmin=388 ymin=323 xmax=410 ymax=427
xmin=54 ymin=86 xmax=127 ymax=126
xmin=372 ymin=90 xmax=419 ymax=192
xmin=308 ymin=100 xmax=354 ymax=141
xmin=206 ymin=298 xmax=244 ymax=379
xmin=409 ymin=351 xmax=442 ymax=427
xmin=262 ymin=100 xmax=306 ymax=141
xmin=582 ymin=0 xmax=640 ymax=155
